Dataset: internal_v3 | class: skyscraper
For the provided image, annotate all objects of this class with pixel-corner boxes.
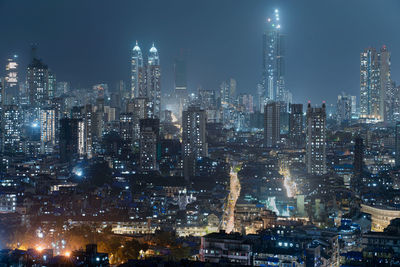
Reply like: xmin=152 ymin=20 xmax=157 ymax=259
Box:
xmin=120 ymin=113 xmax=134 ymax=144
xmin=139 ymin=118 xmax=160 ymax=171
xmin=127 ymin=97 xmax=150 ymax=143
xmin=182 ymin=106 xmax=207 ymax=180
xmin=264 ymin=102 xmax=280 ymax=147
xmin=289 ymin=103 xmax=303 ymax=148
xmin=4 ymin=55 xmax=19 ymax=105
xmin=27 ymin=58 xmax=49 ymax=108
xmin=336 ymin=93 xmax=352 ymax=124
xmin=146 ymin=43 xmax=161 ymax=118
xmin=71 ymin=105 xmax=93 ymax=159
xmin=40 ymin=108 xmax=56 ymax=154
xmin=360 ymin=46 xmax=391 ymax=121
xmin=48 ymin=71 xmax=56 ymax=100
xmin=306 ymin=102 xmax=326 ymax=175
xmin=131 ymin=41 xmax=143 ymax=99
xmin=1 ymin=105 xmax=22 ymax=155
xmin=59 ymin=118 xmax=85 ymax=163
xmin=396 ymin=123 xmax=400 ymax=168
xmin=220 ymin=81 xmax=229 ymax=104
xmin=380 ymin=46 xmax=391 ymax=122
xmin=262 ymin=9 xmax=285 ymax=103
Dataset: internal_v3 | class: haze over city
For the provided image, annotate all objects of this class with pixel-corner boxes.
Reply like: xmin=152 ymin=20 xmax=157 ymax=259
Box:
xmin=1 ymin=0 xmax=400 ymax=104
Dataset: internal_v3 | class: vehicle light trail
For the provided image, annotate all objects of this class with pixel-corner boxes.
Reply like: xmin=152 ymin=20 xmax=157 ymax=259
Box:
xmin=280 ymin=164 xmax=297 ymax=198
xmin=221 ymin=165 xmax=241 ymax=233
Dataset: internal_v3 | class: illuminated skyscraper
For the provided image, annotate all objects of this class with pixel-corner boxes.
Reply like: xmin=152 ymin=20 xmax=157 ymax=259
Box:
xmin=182 ymin=106 xmax=207 ymax=179
xmin=1 ymin=105 xmax=22 ymax=155
xmin=132 ymin=42 xmax=161 ymax=119
xmin=40 ymin=108 xmax=56 ymax=153
xmin=360 ymin=46 xmax=391 ymax=121
xmin=380 ymin=46 xmax=391 ymax=122
xmin=4 ymin=55 xmax=19 ymax=105
xmin=120 ymin=112 xmax=134 ymax=144
xmin=289 ymin=103 xmax=303 ymax=148
xmin=71 ymin=105 xmax=93 ymax=158
xmin=264 ymin=102 xmax=280 ymax=147
xmin=306 ymin=102 xmax=326 ymax=175
xmin=262 ymin=9 xmax=285 ymax=103
xmin=27 ymin=58 xmax=49 ymax=108
xmin=131 ymin=41 xmax=143 ymax=98
xmin=220 ymin=78 xmax=236 ymax=105
xmin=146 ymin=43 xmax=161 ymax=118
xmin=48 ymin=71 xmax=56 ymax=99
xmin=336 ymin=93 xmax=352 ymax=124
xmin=139 ymin=118 xmax=159 ymax=171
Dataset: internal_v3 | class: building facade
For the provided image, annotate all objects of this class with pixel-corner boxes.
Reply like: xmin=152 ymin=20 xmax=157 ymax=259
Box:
xmin=264 ymin=102 xmax=280 ymax=147
xmin=306 ymin=102 xmax=327 ymax=175
xmin=182 ymin=106 xmax=207 ymax=179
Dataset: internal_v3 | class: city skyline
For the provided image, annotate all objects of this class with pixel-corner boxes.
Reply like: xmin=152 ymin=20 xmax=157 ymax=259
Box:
xmin=2 ymin=1 xmax=400 ymax=265
xmin=0 ymin=0 xmax=399 ymax=105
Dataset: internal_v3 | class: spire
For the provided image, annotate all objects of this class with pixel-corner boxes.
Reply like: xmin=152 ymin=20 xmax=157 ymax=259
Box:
xmin=149 ymin=42 xmax=158 ymax=53
xmin=133 ymin=41 xmax=141 ymax=52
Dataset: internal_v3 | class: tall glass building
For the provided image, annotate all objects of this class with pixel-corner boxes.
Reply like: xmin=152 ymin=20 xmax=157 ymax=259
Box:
xmin=147 ymin=43 xmax=161 ymax=119
xmin=360 ymin=46 xmax=391 ymax=122
xmin=262 ymin=9 xmax=285 ymax=103
xmin=4 ymin=55 xmax=19 ymax=105
xmin=131 ymin=41 xmax=143 ymax=99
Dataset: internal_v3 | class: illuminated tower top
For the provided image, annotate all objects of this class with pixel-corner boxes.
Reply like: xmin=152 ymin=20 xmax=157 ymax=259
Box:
xmin=132 ymin=41 xmax=143 ymax=67
xmin=148 ymin=43 xmax=159 ymax=66
xmin=267 ymin=9 xmax=281 ymax=30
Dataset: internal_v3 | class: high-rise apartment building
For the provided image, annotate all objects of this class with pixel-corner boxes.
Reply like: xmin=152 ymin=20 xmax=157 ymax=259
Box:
xmin=1 ymin=105 xmax=22 ymax=155
xmin=289 ymin=103 xmax=303 ymax=148
xmin=48 ymin=72 xmax=56 ymax=99
xmin=120 ymin=113 xmax=134 ymax=144
xmin=27 ymin=58 xmax=49 ymax=108
xmin=306 ymin=102 xmax=326 ymax=175
xmin=71 ymin=104 xmax=93 ymax=159
xmin=59 ymin=118 xmax=85 ymax=163
xmin=336 ymin=93 xmax=352 ymax=124
xmin=182 ymin=106 xmax=207 ymax=179
xmin=139 ymin=118 xmax=159 ymax=171
xmin=264 ymin=102 xmax=280 ymax=147
xmin=380 ymin=46 xmax=391 ymax=122
xmin=220 ymin=78 xmax=236 ymax=105
xmin=127 ymin=97 xmax=150 ymax=143
xmin=40 ymin=108 xmax=56 ymax=153
xmin=4 ymin=55 xmax=19 ymax=105
xmin=360 ymin=46 xmax=391 ymax=121
xmin=238 ymin=94 xmax=254 ymax=114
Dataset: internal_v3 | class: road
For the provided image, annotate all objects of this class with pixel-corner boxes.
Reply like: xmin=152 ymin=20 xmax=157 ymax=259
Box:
xmin=221 ymin=166 xmax=241 ymax=233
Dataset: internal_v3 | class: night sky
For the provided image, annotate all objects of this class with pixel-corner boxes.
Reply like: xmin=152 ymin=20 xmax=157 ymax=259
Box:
xmin=0 ymin=0 xmax=399 ymax=105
